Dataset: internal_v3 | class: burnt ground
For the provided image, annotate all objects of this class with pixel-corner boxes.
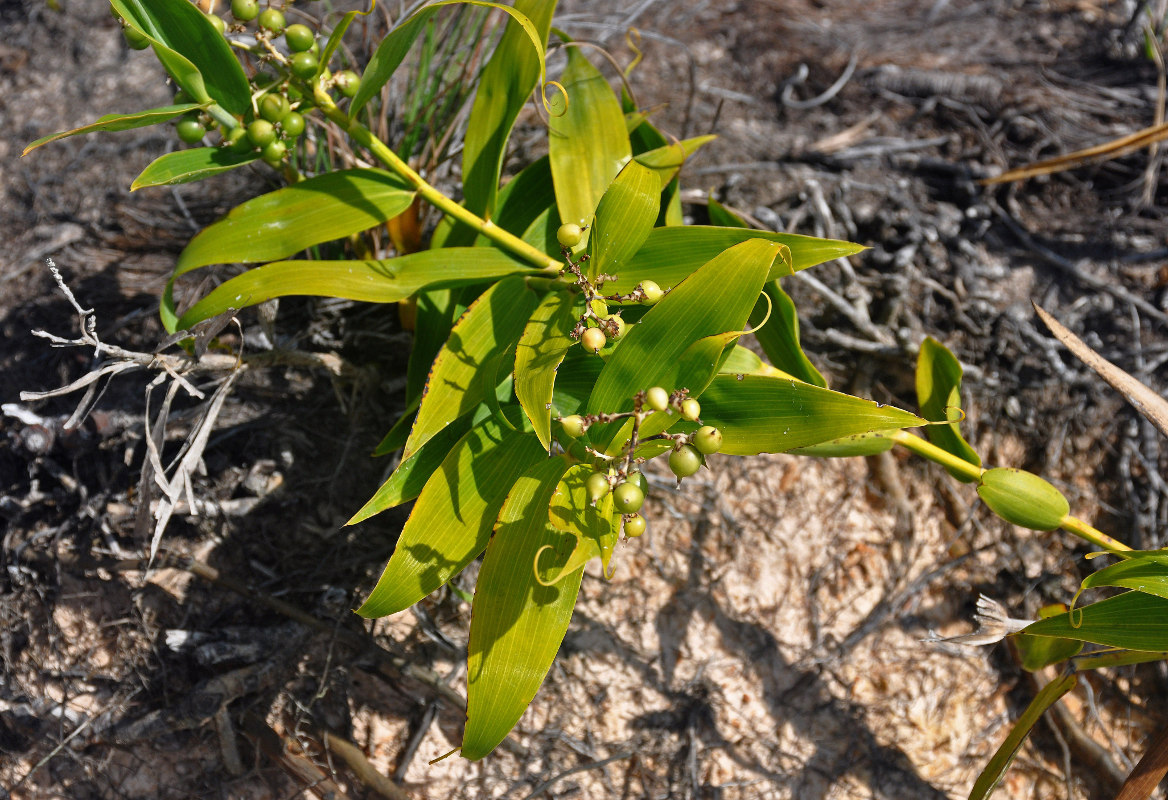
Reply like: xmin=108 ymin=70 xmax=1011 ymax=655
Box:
xmin=3 ymin=0 xmax=1168 ymax=798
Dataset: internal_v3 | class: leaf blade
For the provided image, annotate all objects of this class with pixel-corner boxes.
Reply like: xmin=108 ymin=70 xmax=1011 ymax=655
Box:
xmin=23 ymin=104 xmax=202 ymax=155
xmin=131 ymin=147 xmax=260 ymax=190
xmin=916 ymin=337 xmax=981 ymax=481
xmin=515 ymin=291 xmax=579 ymax=451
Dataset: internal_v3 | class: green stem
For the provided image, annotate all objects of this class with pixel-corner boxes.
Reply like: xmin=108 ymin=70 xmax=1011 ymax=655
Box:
xmin=888 ymin=430 xmax=1132 ymax=554
xmin=313 ymin=88 xmax=562 ymax=272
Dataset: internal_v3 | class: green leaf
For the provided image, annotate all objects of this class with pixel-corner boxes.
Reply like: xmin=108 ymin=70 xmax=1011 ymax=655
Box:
xmin=633 ymin=135 xmax=717 ymax=186
xmin=462 ymin=0 xmax=556 ymax=217
xmin=165 ymin=168 xmax=415 ymax=331
xmin=585 ymin=239 xmax=780 ymax=452
xmin=548 ymin=44 xmax=632 ymax=235
xmin=515 ymin=290 xmax=579 ymax=451
xmin=611 ymin=227 xmax=864 ymax=294
xmin=1081 ymin=554 xmax=1168 ymax=600
xmin=172 ymin=248 xmax=531 ymax=330
xmin=318 ymin=5 xmax=372 ymax=81
xmin=587 ymin=159 xmax=660 ymax=282
xmin=718 ymin=344 xmax=791 ymax=378
xmin=916 ymin=337 xmax=981 ymax=481
xmin=698 ymin=374 xmax=925 ymax=455
xmin=750 ymin=282 xmax=827 ymax=388
xmin=131 ymin=147 xmax=259 ymax=190
xmin=479 ymin=156 xmax=556 ymax=242
xmin=353 ymin=1 xmax=549 ymax=117
xmin=111 ymin=0 xmax=249 ymax=115
xmin=969 ymin=672 xmax=1077 ymax=800
xmin=349 ymin=411 xmax=479 ymax=524
xmin=406 ymin=288 xmax=463 ymax=410
xmin=355 ymin=417 xmax=547 ymax=618
xmin=22 ymin=104 xmax=202 ymax=155
xmin=1023 ymin=591 xmax=1168 ymax=651
xmin=788 ymin=432 xmax=896 ymax=458
xmin=706 ymin=196 xmax=749 ymax=228
xmin=404 ymin=276 xmax=539 ymax=458
xmin=1015 ymin=604 xmax=1084 ymax=671
xmin=548 ymin=465 xmax=618 ymax=576
xmin=464 ymin=456 xmax=577 ymax=760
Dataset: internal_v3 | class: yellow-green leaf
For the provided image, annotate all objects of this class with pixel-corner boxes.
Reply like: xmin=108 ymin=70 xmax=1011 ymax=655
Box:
xmin=1081 ymin=554 xmax=1168 ymax=600
xmin=1022 ymin=591 xmax=1168 ymax=651
xmin=23 ymin=104 xmax=202 ymax=155
xmin=916 ymin=337 xmax=980 ymax=481
xmin=750 ymin=281 xmax=827 ymax=388
xmin=548 ymin=464 xmax=618 ymax=576
xmin=464 ymin=456 xmax=577 ymax=760
xmin=633 ymin=135 xmax=717 ymax=186
xmin=587 ymin=159 xmax=660 ymax=282
xmin=132 ymin=147 xmax=259 ymax=189
xmin=515 ymin=291 xmax=579 ymax=451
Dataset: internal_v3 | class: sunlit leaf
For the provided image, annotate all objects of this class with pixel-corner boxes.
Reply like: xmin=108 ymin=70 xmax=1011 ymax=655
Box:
xmin=515 ymin=290 xmax=579 ymax=451
xmin=131 ymin=147 xmax=259 ymax=189
xmin=1023 ymin=591 xmax=1168 ymax=651
xmin=1081 ymin=554 xmax=1168 ymax=601
xmin=464 ymin=456 xmax=577 ymax=760
xmin=788 ymin=432 xmax=896 ymax=457
xmin=548 ymin=464 xmax=617 ymax=576
xmin=587 ymin=159 xmax=660 ymax=282
xmin=751 ymin=282 xmax=827 ymax=388
xmin=633 ymin=134 xmax=716 ymax=185
xmin=917 ymin=337 xmax=980 ymax=481
xmin=22 ymin=104 xmax=202 ymax=155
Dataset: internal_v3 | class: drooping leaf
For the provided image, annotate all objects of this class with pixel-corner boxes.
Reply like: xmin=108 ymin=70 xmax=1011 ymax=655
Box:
xmin=633 ymin=135 xmax=717 ymax=186
xmin=165 ymin=169 xmax=415 ymax=330
xmin=969 ymin=672 xmax=1078 ymax=800
xmin=462 ymin=0 xmax=556 ymax=217
xmin=750 ymin=281 xmax=827 ymax=388
xmin=464 ymin=456 xmax=577 ymax=760
xmin=587 ymin=159 xmax=660 ymax=282
xmin=131 ymin=147 xmax=260 ymax=189
xmin=548 ymin=465 xmax=618 ymax=576
xmin=172 ymin=248 xmax=531 ymax=330
xmin=404 ymin=276 xmax=539 ymax=458
xmin=22 ymin=104 xmax=202 ymax=155
xmin=548 ymin=43 xmax=632 ymax=238
xmin=515 ymin=290 xmax=579 ymax=451
xmin=610 ymin=226 xmax=864 ymax=294
xmin=355 ymin=417 xmax=547 ymax=618
xmin=585 ymin=239 xmax=781 ymax=452
xmin=916 ymin=337 xmax=980 ymax=481
xmin=349 ymin=411 xmax=479 ymax=523
xmin=1023 ymin=591 xmax=1168 ymax=651
xmin=111 ymin=0 xmax=249 ymax=115
xmin=1080 ymin=554 xmax=1168 ymax=600
xmin=698 ymin=374 xmax=925 ymax=455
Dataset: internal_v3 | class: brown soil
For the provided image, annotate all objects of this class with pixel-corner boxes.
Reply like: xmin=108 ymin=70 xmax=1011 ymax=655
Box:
xmin=3 ymin=0 xmax=1167 ymax=798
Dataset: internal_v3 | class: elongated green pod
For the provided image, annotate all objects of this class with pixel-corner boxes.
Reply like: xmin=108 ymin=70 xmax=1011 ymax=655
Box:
xmin=976 ymin=468 xmax=1069 ymax=531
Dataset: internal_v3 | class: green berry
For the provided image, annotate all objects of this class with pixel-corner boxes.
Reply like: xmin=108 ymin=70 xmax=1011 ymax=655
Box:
xmin=609 ymin=315 xmax=626 ymax=339
xmin=693 ymin=426 xmax=722 ymax=455
xmin=557 ymin=223 xmax=582 ymax=248
xmin=205 ymin=13 xmax=226 ymax=33
xmin=560 ymin=415 xmax=587 ymax=439
xmin=231 ymin=0 xmax=258 ymax=21
xmin=246 ymin=119 xmax=277 ymax=148
xmin=586 ymin=472 xmax=610 ymax=503
xmin=289 ymin=52 xmax=318 ymax=79
xmin=123 ymin=25 xmax=151 ymax=49
xmin=261 ymin=139 xmax=287 ymax=166
xmin=333 ymin=70 xmax=360 ymax=98
xmin=680 ymin=398 xmax=701 ymax=422
xmin=257 ymin=7 xmax=285 ymax=34
xmin=284 ymin=23 xmax=314 ymax=52
xmin=640 ymin=280 xmax=664 ymax=304
xmin=624 ymin=514 xmax=646 ymax=538
xmin=613 ymin=482 xmax=645 ymax=514
xmin=259 ymin=93 xmax=290 ymax=122
xmin=646 ymin=386 xmax=669 ymax=413
xmin=625 ymin=471 xmax=648 ymax=494
xmin=222 ymin=125 xmax=253 ymax=153
xmin=581 ymin=327 xmax=606 ymax=354
xmin=175 ymin=117 xmax=206 ymax=144
xmin=280 ymin=111 xmax=305 ymax=138
xmin=668 ymin=445 xmax=703 ymax=478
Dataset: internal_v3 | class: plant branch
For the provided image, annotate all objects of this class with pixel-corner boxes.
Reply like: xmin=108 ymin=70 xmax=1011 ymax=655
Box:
xmin=313 ymin=88 xmax=561 ymax=271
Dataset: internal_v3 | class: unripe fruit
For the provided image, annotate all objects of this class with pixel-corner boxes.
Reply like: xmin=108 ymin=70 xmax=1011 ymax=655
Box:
xmin=680 ymin=398 xmax=701 ymax=421
xmin=246 ymin=119 xmax=277 ymax=148
xmin=222 ymin=125 xmax=252 ymax=153
xmin=646 ymin=386 xmax=669 ymax=413
xmin=624 ymin=514 xmax=646 ymax=538
xmin=581 ymin=327 xmax=606 ymax=354
xmin=560 ymin=415 xmax=586 ymax=439
xmin=261 ymin=139 xmax=287 ymax=166
xmin=123 ymin=25 xmax=151 ymax=49
xmin=333 ymin=70 xmax=360 ymax=97
xmin=609 ymin=315 xmax=626 ymax=339
xmin=557 ymin=223 xmax=582 ymax=248
xmin=586 ymin=472 xmax=610 ymax=503
xmin=284 ymin=23 xmax=314 ymax=52
xmin=613 ymin=482 xmax=645 ymax=514
xmin=231 ymin=0 xmax=258 ymax=21
xmin=625 ymin=471 xmax=648 ymax=494
xmin=668 ymin=444 xmax=702 ymax=478
xmin=693 ymin=426 xmax=722 ymax=455
xmin=257 ymin=8 xmax=285 ymax=34
xmin=175 ymin=117 xmax=206 ymax=144
xmin=289 ymin=52 xmax=318 ymax=79
xmin=977 ymin=468 xmax=1069 ymax=531
xmin=206 ymin=13 xmax=226 ymax=33
xmin=280 ymin=111 xmax=305 ymax=137
xmin=259 ymin=93 xmax=290 ymax=122
xmin=640 ymin=280 xmax=664 ymax=304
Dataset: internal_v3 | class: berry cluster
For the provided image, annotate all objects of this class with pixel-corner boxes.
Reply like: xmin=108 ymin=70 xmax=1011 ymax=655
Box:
xmin=558 ymin=385 xmax=723 ymax=540
xmin=556 ymin=223 xmax=664 ymax=355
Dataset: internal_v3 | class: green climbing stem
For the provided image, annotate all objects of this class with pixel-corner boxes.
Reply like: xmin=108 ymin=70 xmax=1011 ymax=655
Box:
xmin=888 ymin=430 xmax=1132 ymax=554
xmin=314 ymin=87 xmax=562 ymax=271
